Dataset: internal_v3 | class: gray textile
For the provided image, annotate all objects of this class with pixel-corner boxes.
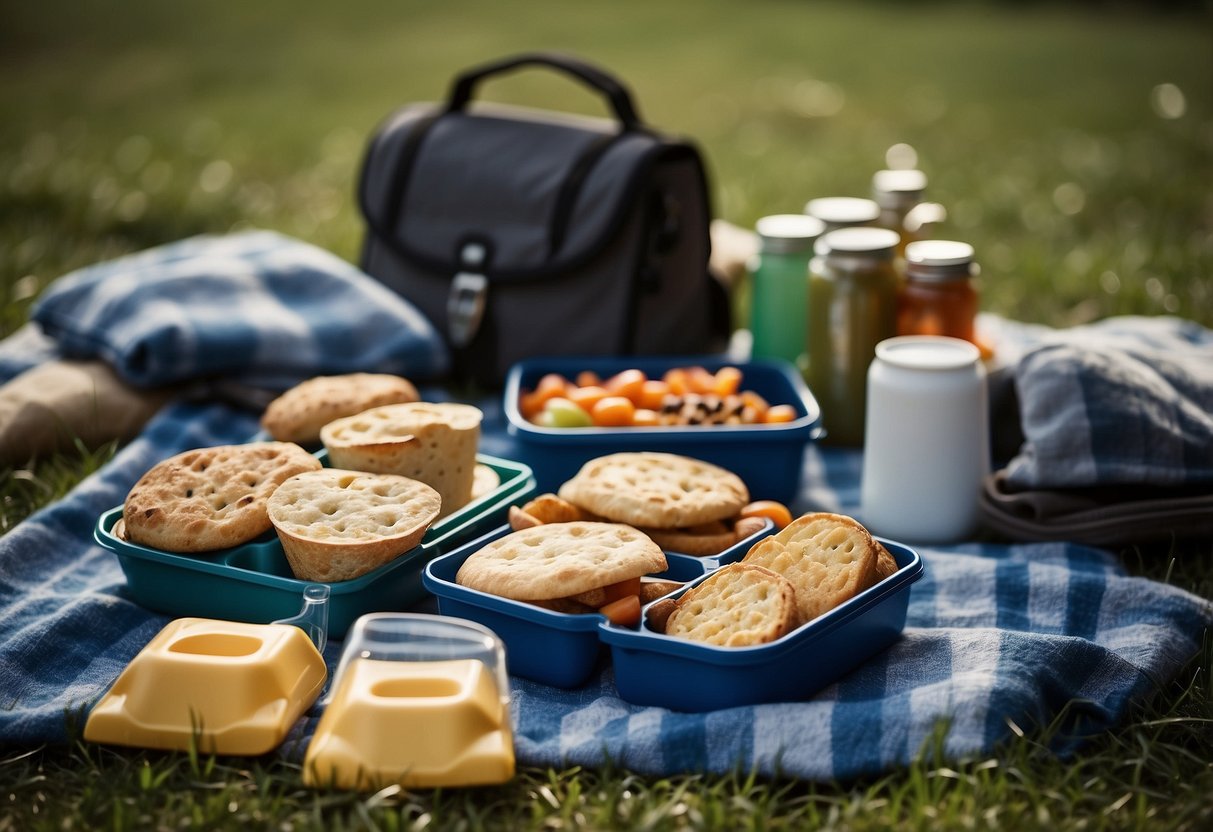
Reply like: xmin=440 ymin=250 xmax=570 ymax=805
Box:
xmin=978 ymin=315 xmax=1213 ymax=546
xmin=997 ymin=315 xmax=1213 ymax=490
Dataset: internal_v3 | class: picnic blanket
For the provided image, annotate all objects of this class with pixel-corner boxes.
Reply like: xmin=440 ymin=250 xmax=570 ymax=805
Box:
xmin=0 ymin=230 xmax=450 ymax=390
xmin=979 ymin=315 xmax=1213 ymax=545
xmin=0 ymin=235 xmax=1210 ymax=780
xmin=1 ymin=399 xmax=1210 ymax=780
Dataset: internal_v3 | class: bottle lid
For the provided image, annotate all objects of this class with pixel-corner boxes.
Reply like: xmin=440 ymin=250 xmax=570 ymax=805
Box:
xmin=872 ymin=169 xmax=927 ymax=209
xmin=820 ymin=226 xmax=900 ymax=257
xmin=803 ymin=197 xmax=880 ymax=229
xmin=904 ymin=240 xmax=976 ymax=281
xmin=755 ymin=214 xmax=825 ymax=254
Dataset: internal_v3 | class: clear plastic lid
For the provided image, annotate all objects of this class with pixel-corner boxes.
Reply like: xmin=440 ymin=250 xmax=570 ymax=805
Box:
xmin=322 ymin=613 xmax=509 ymax=706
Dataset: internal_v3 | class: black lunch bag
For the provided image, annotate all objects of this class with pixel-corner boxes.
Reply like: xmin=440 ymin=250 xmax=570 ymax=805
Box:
xmin=356 ymin=52 xmax=730 ymax=386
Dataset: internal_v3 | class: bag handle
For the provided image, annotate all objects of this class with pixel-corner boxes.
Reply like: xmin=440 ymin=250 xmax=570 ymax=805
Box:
xmin=446 ymin=52 xmax=643 ymax=131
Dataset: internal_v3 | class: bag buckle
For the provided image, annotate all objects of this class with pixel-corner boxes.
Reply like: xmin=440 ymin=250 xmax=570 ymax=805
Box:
xmin=448 ymin=243 xmax=488 ymax=348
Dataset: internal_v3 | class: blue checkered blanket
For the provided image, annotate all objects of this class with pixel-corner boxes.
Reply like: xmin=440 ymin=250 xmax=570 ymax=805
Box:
xmin=0 ymin=235 xmax=1209 ymax=778
xmin=2 ymin=400 xmax=1209 ymax=781
xmin=0 ymin=231 xmax=449 ymax=388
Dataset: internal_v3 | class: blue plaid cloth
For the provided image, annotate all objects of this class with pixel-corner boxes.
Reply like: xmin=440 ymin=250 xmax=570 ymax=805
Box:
xmin=1 ymin=398 xmax=1209 ymax=780
xmin=985 ymin=315 xmax=1213 ymax=489
xmin=0 ymin=231 xmax=449 ymax=388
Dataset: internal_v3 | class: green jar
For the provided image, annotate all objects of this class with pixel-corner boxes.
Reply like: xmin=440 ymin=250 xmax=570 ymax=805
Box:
xmin=805 ymin=227 xmax=901 ymax=446
xmin=749 ymin=214 xmax=825 ymax=366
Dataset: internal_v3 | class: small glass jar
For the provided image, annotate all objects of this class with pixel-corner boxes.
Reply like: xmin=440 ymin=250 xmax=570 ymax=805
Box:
xmin=897 ymin=240 xmax=980 ymax=344
xmin=748 ymin=214 xmax=825 ymax=365
xmin=871 ymin=169 xmax=927 ymax=257
xmin=804 ymin=197 xmax=880 ymax=233
xmin=805 ymin=227 xmax=900 ymax=446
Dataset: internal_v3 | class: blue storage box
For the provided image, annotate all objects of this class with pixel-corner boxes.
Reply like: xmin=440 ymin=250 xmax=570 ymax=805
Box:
xmin=503 ymin=356 xmax=822 ymax=502
xmin=423 ymin=522 xmax=923 ymax=709
xmin=95 ymin=454 xmax=535 ymax=638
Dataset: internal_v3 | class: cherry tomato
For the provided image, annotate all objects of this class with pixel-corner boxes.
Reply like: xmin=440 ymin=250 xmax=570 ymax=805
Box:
xmin=765 ymin=404 xmax=797 ymax=423
xmin=637 ymin=379 xmax=671 ymax=410
xmin=605 ymin=369 xmax=647 ymax=404
xmin=568 ymin=385 xmax=611 ymax=413
xmin=591 ymin=396 xmax=636 ymax=427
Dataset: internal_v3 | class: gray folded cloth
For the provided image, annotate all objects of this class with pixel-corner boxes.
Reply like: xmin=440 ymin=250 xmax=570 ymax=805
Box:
xmin=980 ymin=315 xmax=1213 ymax=545
xmin=980 ymin=470 xmax=1213 ymax=546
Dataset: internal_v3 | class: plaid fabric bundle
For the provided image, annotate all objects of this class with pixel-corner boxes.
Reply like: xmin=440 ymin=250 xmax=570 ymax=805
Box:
xmin=979 ymin=315 xmax=1213 ymax=546
xmin=1 ymin=400 xmax=1209 ymax=780
xmin=1001 ymin=315 xmax=1213 ymax=490
xmin=0 ymin=231 xmax=449 ymax=389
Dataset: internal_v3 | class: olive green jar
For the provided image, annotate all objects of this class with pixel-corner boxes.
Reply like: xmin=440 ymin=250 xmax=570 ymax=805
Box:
xmin=805 ymin=227 xmax=900 ymax=446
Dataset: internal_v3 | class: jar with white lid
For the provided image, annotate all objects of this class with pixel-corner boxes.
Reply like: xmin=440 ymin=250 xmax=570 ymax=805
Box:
xmin=805 ymin=226 xmax=900 ymax=446
xmin=804 ymin=196 xmax=881 ymax=234
xmin=749 ymin=214 xmax=825 ymax=365
xmin=897 ymin=239 xmax=980 ymax=344
xmin=871 ymin=169 xmax=927 ymax=257
xmin=860 ymin=335 xmax=989 ymax=543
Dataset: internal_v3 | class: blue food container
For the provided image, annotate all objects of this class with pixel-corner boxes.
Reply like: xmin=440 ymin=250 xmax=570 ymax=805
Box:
xmin=423 ymin=524 xmax=922 ymax=709
xmin=503 ymin=357 xmax=822 ymax=502
xmin=422 ymin=524 xmax=720 ymax=688
xmin=95 ymin=454 xmax=535 ymax=638
xmin=602 ymin=538 xmax=921 ymax=711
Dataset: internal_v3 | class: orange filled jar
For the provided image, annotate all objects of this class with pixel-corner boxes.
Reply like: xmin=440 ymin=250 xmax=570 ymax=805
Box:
xmin=897 ymin=240 xmax=980 ymax=344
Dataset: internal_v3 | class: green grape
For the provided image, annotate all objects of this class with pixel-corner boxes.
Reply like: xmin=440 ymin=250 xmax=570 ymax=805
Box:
xmin=543 ymin=397 xmax=593 ymax=428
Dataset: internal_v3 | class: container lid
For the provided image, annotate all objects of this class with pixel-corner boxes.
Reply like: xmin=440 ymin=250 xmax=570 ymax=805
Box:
xmin=820 ymin=226 xmax=900 ymax=257
xmin=871 ymin=169 xmax=927 ymax=209
xmin=323 ymin=613 xmax=509 ymax=706
xmin=804 ymin=197 xmax=880 ymax=229
xmin=756 ymin=214 xmax=825 ymax=254
xmin=904 ymin=240 xmax=976 ymax=281
xmin=875 ymin=335 xmax=981 ymax=370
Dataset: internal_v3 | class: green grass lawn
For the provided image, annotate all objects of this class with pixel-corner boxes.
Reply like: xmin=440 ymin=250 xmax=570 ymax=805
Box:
xmin=1 ymin=0 xmax=1211 ymax=828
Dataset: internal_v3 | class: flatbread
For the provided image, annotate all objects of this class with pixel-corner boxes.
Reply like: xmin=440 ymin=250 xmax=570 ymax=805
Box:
xmin=260 ymin=373 xmax=419 ymax=445
xmin=455 ymin=521 xmax=667 ymax=601
xmin=123 ymin=442 xmax=321 ymax=552
xmin=267 ymin=468 xmax=440 ymax=582
xmin=321 ymin=402 xmax=481 ymax=518
xmin=471 ymin=463 xmax=500 ymax=501
xmin=557 ymin=452 xmax=749 ymax=528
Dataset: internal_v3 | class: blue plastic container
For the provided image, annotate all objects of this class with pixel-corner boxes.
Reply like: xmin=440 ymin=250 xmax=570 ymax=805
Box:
xmin=422 ymin=524 xmax=729 ymax=688
xmin=601 ymin=538 xmax=921 ymax=711
xmin=503 ymin=357 xmax=822 ymax=502
xmin=423 ymin=522 xmax=922 ymax=709
xmin=95 ymin=455 xmax=535 ymax=638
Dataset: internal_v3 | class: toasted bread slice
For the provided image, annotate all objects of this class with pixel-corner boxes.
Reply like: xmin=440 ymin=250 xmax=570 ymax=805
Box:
xmin=742 ymin=512 xmax=879 ymax=624
xmin=664 ymin=562 xmax=799 ymax=647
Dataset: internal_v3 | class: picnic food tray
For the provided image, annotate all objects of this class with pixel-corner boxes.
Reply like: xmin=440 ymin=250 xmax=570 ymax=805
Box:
xmin=503 ymin=357 xmax=823 ymax=502
xmin=423 ymin=523 xmax=923 ymax=709
xmin=95 ymin=454 xmax=535 ymax=637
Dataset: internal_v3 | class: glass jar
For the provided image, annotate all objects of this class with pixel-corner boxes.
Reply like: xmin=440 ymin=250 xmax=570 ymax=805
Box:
xmin=871 ymin=169 xmax=927 ymax=257
xmin=897 ymin=240 xmax=980 ymax=344
xmin=805 ymin=227 xmax=900 ymax=446
xmin=748 ymin=214 xmax=824 ymax=365
xmin=803 ymin=197 xmax=880 ymax=233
